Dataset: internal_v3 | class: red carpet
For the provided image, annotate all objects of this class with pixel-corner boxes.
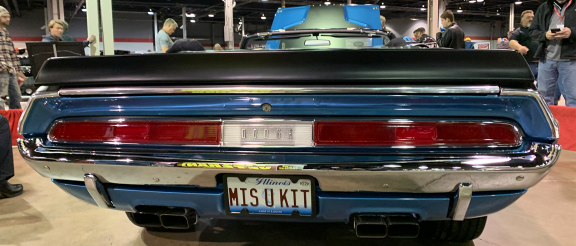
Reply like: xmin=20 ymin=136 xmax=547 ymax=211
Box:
xmin=1 ymin=109 xmax=23 ymax=146
xmin=549 ymin=106 xmax=576 ymax=152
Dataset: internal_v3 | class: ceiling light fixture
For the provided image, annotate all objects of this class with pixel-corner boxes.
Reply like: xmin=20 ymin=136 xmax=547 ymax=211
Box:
xmin=324 ymin=1 xmax=331 ymax=5
xmin=469 ymin=0 xmax=476 ymax=3
xmin=186 ymin=13 xmax=195 ymax=17
xmin=208 ymin=13 xmax=215 ymax=17
xmin=190 ymin=19 xmax=196 ymax=23
xmin=261 ymin=13 xmax=266 ymax=20
xmin=515 ymin=0 xmax=522 ymax=4
xmin=477 ymin=0 xmax=484 ymax=2
xmin=380 ymin=3 xmax=386 ymax=9
xmin=457 ymin=7 xmax=463 ymax=13
xmin=82 ymin=6 xmax=87 ymax=12
xmin=148 ymin=9 xmax=154 ymax=15
xmin=421 ymin=5 xmax=426 ymax=11
xmin=410 ymin=18 xmax=418 ymax=21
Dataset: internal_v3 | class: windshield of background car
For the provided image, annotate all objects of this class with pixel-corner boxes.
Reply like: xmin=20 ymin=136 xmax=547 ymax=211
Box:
xmin=244 ymin=5 xmax=385 ymax=50
xmin=244 ymin=31 xmax=385 ymax=50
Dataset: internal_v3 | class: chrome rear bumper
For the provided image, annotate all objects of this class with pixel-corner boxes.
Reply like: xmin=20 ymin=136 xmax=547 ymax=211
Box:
xmin=19 ymin=138 xmax=560 ymax=193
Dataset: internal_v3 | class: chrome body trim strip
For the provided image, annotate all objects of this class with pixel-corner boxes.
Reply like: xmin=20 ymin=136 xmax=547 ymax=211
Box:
xmin=58 ymin=86 xmax=502 ymax=96
xmin=452 ymin=183 xmax=473 ymax=221
xmin=17 ymin=87 xmax=59 ymax=135
xmin=500 ymin=88 xmax=559 ymax=139
xmin=84 ymin=173 xmax=114 ymax=208
xmin=19 ymin=139 xmax=561 ymax=193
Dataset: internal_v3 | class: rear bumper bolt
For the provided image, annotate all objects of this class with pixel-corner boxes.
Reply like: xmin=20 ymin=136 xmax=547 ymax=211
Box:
xmin=516 ymin=175 xmax=524 ymax=181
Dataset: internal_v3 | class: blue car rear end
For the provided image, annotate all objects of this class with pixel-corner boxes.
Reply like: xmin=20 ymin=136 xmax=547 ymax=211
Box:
xmin=17 ymin=19 xmax=559 ymax=242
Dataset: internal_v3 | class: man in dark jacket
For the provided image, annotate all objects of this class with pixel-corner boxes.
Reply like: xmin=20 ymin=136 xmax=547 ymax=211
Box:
xmin=530 ymin=0 xmax=576 ymax=107
xmin=413 ymin=27 xmax=436 ymax=43
xmin=436 ymin=10 xmax=465 ymax=49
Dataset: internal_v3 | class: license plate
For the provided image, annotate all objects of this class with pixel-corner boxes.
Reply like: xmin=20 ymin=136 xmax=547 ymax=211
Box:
xmin=221 ymin=120 xmax=314 ymax=147
xmin=224 ymin=175 xmax=316 ymax=217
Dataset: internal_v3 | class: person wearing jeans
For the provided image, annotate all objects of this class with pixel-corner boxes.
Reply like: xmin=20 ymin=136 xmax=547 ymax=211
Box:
xmin=5 ymin=72 xmax=21 ymax=109
xmin=530 ymin=0 xmax=576 ymax=107
xmin=0 ymin=7 xmax=25 ymax=109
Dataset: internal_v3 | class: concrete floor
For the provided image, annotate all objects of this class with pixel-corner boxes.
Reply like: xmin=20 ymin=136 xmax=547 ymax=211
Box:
xmin=0 ymin=150 xmax=574 ymax=246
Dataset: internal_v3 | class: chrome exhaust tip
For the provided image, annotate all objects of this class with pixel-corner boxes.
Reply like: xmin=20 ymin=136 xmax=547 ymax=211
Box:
xmin=160 ymin=207 xmax=197 ymax=229
xmin=128 ymin=206 xmax=198 ymax=230
xmin=128 ymin=212 xmax=162 ymax=228
xmin=386 ymin=215 xmax=420 ymax=238
xmin=353 ymin=214 xmax=388 ymax=238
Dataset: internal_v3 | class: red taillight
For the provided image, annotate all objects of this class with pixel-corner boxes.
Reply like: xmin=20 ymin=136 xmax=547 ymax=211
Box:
xmin=48 ymin=120 xmax=221 ymax=145
xmin=314 ymin=121 xmax=521 ymax=147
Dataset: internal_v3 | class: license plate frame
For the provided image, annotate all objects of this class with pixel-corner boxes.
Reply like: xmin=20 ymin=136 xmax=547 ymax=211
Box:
xmin=223 ymin=174 xmax=317 ymax=218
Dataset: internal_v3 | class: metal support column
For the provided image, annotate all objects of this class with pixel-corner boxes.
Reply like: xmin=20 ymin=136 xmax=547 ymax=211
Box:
xmin=241 ymin=16 xmax=245 ymax=37
xmin=282 ymin=0 xmax=285 ymax=8
xmin=100 ymin=0 xmax=115 ymax=55
xmin=223 ymin=0 xmax=235 ymax=50
xmin=86 ymin=0 xmax=100 ymax=56
xmin=51 ymin=0 xmax=58 ymax=20
xmin=347 ymin=0 xmax=351 ymax=4
xmin=154 ymin=13 xmax=158 ymax=52
xmin=182 ymin=7 xmax=187 ymax=39
xmin=58 ymin=0 xmax=64 ymax=20
xmin=509 ymin=3 xmax=515 ymax=31
xmin=427 ymin=0 xmax=439 ymax=36
xmin=429 ymin=0 xmax=448 ymax=36
xmin=44 ymin=7 xmax=49 ymax=35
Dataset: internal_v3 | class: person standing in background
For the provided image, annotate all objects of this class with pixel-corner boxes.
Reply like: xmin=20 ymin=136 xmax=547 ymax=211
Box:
xmin=380 ymin=16 xmax=396 ymax=43
xmin=0 ymin=6 xmax=26 ymax=109
xmin=42 ymin=19 xmax=96 ymax=47
xmin=529 ymin=0 xmax=576 ymax=107
xmin=156 ymin=18 xmax=178 ymax=53
xmin=436 ymin=10 xmax=465 ymax=49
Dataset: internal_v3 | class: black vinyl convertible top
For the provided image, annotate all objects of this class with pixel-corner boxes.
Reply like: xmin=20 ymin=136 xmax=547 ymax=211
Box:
xmin=35 ymin=49 xmax=535 ymax=89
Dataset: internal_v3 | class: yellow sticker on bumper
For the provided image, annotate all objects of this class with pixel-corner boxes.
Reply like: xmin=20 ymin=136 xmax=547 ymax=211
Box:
xmin=176 ymin=162 xmax=305 ymax=170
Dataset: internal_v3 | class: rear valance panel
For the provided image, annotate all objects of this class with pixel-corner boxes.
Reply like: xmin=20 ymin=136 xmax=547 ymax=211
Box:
xmin=35 ymin=49 xmax=535 ymax=88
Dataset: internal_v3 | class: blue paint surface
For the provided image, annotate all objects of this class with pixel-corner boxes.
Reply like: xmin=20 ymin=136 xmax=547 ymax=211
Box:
xmin=52 ymin=180 xmax=526 ymax=223
xmin=343 ymin=5 xmax=381 ymax=29
xmin=22 ymin=94 xmax=554 ymax=143
xmin=270 ymin=6 xmax=310 ymax=31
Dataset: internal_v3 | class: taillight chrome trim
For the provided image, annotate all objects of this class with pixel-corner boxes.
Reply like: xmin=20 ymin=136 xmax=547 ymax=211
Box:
xmin=314 ymin=120 xmax=523 ymax=148
xmin=45 ymin=117 xmax=523 ymax=149
xmin=47 ymin=119 xmax=223 ymax=146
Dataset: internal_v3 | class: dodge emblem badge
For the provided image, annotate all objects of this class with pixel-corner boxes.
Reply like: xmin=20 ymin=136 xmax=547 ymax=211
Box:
xmin=262 ymin=103 xmax=272 ymax=112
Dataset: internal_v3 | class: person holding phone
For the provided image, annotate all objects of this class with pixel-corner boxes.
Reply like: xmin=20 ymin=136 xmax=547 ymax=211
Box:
xmin=529 ymin=0 xmax=576 ymax=107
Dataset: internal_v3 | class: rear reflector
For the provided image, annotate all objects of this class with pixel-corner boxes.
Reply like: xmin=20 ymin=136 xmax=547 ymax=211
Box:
xmin=314 ymin=121 xmax=521 ymax=147
xmin=48 ymin=120 xmax=221 ymax=145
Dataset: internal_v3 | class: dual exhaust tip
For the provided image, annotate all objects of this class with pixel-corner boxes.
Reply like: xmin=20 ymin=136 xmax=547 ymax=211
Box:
xmin=128 ymin=206 xmax=197 ymax=230
xmin=354 ymin=214 xmax=420 ymax=238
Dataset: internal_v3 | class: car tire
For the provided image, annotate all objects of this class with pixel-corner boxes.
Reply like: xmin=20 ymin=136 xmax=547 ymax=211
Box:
xmin=421 ymin=216 xmax=487 ymax=242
